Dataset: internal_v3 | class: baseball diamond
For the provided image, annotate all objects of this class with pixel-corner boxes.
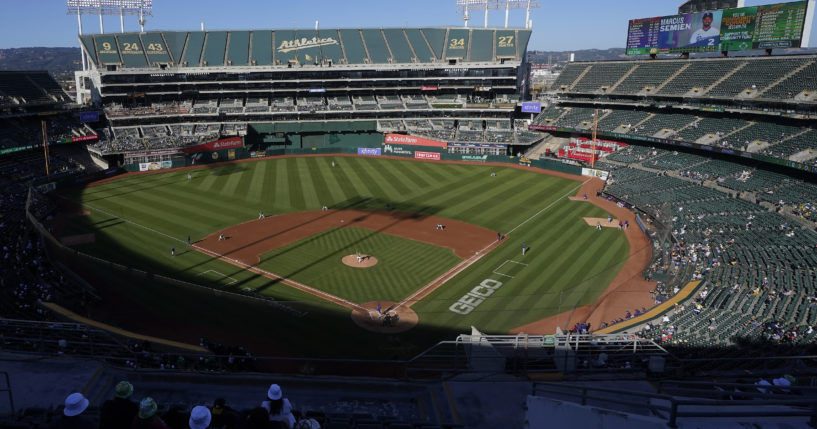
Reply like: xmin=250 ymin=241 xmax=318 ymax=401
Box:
xmin=56 ymin=155 xmax=636 ymax=357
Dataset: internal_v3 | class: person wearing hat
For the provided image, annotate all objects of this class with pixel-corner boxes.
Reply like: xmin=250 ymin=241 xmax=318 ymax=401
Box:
xmin=210 ymin=397 xmax=241 ymax=429
xmin=188 ymin=406 xmax=211 ymax=429
xmin=132 ymin=397 xmax=171 ymax=429
xmin=49 ymin=392 xmax=93 ymax=429
xmin=261 ymin=384 xmax=296 ymax=428
xmin=99 ymin=381 xmax=138 ymax=429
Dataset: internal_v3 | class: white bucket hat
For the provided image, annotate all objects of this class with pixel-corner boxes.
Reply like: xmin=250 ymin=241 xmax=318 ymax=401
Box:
xmin=189 ymin=405 xmax=212 ymax=429
xmin=63 ymin=392 xmax=90 ymax=417
xmin=267 ymin=384 xmax=282 ymax=400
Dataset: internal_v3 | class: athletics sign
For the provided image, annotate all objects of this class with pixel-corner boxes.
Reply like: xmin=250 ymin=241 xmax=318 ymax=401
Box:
xmin=277 ymin=36 xmax=339 ymax=53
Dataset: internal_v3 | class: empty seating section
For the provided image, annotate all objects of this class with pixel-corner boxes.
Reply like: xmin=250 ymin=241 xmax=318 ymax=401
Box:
xmin=766 ymin=129 xmax=817 ymax=157
xmin=202 ymin=31 xmax=227 ymax=66
xmin=83 ymin=28 xmax=530 ymax=69
xmin=643 ymin=151 xmax=708 ymax=171
xmin=531 ymin=105 xmax=565 ymax=125
xmin=141 ymin=32 xmax=172 ymax=64
xmin=226 ymin=31 xmax=250 ymax=66
xmin=597 ymin=109 xmax=650 ymax=132
xmin=571 ymin=62 xmax=635 ymax=93
xmin=557 ymin=107 xmax=595 ymax=128
xmin=182 ymin=32 xmax=205 ymax=66
xmin=551 ymin=63 xmax=589 ymax=89
xmin=250 ymin=31 xmax=273 ymax=65
xmin=421 ymin=28 xmax=447 ymax=59
xmin=720 ymin=169 xmax=790 ymax=192
xmin=317 ymin=30 xmax=345 ymax=64
xmin=682 ymin=160 xmax=745 ymax=180
xmin=657 ymin=60 xmax=739 ymax=95
xmin=405 ymin=29 xmax=435 ymax=62
xmin=383 ymin=29 xmax=413 ymax=63
xmin=361 ymin=30 xmax=391 ymax=63
xmin=0 ymin=71 xmax=62 ymax=105
xmin=677 ymin=117 xmax=746 ymax=142
xmin=340 ymin=30 xmax=368 ymax=64
xmin=632 ymin=113 xmax=696 ymax=136
xmin=762 ymin=60 xmax=817 ymax=99
xmin=470 ymin=29 xmax=494 ymax=62
xmin=614 ymin=62 xmax=682 ymax=93
xmin=162 ymin=32 xmax=187 ymax=64
xmin=707 ymin=58 xmax=806 ymax=98
xmin=728 ymin=122 xmax=802 ymax=146
xmin=605 ymin=145 xmax=656 ymax=163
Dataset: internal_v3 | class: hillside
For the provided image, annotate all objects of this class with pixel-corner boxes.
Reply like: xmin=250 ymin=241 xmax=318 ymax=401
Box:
xmin=0 ymin=47 xmax=81 ymax=78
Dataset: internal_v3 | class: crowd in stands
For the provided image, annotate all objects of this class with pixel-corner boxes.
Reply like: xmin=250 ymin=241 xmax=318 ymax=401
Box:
xmin=39 ymin=381 xmax=315 ymax=429
xmin=599 ymin=146 xmax=817 ymax=351
xmin=0 ymin=115 xmax=95 ymax=150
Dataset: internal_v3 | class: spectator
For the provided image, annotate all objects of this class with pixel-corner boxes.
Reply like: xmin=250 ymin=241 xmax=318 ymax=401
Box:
xmin=99 ymin=381 xmax=138 ymax=429
xmin=188 ymin=406 xmax=211 ymax=429
xmin=133 ymin=397 xmax=171 ymax=429
xmin=210 ymin=397 xmax=241 ymax=429
xmin=49 ymin=393 xmax=94 ymax=429
xmin=261 ymin=384 xmax=296 ymax=428
xmin=246 ymin=407 xmax=274 ymax=429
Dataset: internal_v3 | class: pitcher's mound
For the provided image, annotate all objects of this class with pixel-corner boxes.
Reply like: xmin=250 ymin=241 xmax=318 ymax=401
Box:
xmin=342 ymin=254 xmax=378 ymax=268
xmin=351 ymin=301 xmax=419 ymax=333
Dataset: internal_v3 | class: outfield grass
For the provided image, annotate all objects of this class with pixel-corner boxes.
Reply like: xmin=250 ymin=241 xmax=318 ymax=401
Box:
xmin=62 ymin=156 xmax=629 ymax=343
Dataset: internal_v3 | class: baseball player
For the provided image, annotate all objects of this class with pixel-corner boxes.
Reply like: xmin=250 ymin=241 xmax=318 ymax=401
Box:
xmin=522 ymin=242 xmax=526 ymax=255
xmin=357 ymin=251 xmax=362 ymax=264
xmin=171 ymin=247 xmax=175 ymax=257
xmin=187 ymin=173 xmax=192 ymax=181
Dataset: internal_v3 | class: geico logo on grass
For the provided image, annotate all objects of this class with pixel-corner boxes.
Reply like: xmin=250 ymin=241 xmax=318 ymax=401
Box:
xmin=449 ymin=279 xmax=503 ymax=315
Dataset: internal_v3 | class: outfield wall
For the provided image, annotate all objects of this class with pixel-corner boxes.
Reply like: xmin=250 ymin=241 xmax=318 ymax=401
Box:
xmin=122 ymin=143 xmax=582 ymax=176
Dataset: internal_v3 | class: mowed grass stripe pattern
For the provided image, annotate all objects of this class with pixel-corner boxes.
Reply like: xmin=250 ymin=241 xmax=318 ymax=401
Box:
xmin=410 ymin=198 xmax=629 ymax=333
xmin=65 ymin=157 xmax=628 ymax=333
xmin=256 ymin=227 xmax=460 ymax=303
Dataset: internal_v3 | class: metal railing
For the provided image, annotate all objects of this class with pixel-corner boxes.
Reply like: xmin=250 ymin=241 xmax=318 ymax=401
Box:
xmin=533 ymin=381 xmax=817 ymax=428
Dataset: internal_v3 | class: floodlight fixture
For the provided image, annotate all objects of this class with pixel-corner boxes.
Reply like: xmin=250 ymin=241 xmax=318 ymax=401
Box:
xmin=456 ymin=0 xmax=540 ymax=28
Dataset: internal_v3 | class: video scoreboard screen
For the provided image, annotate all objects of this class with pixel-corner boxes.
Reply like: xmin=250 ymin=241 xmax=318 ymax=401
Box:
xmin=626 ymin=1 xmax=811 ymax=55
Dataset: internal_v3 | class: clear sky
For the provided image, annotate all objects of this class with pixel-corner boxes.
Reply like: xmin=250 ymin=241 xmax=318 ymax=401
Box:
xmin=1 ymin=0 xmax=815 ymax=51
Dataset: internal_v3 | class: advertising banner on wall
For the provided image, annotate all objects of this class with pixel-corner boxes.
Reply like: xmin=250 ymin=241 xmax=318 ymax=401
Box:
xmin=415 ymin=151 xmax=441 ymax=160
xmin=357 ymin=147 xmax=382 ymax=156
xmin=581 ymin=168 xmax=610 ymax=181
xmin=182 ymin=137 xmax=244 ymax=153
xmin=384 ymin=134 xmax=447 ymax=148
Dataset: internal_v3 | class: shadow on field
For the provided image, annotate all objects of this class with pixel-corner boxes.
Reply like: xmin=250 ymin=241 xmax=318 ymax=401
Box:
xmin=52 ymin=190 xmax=461 ymax=360
xmin=178 ymin=195 xmax=444 ymax=294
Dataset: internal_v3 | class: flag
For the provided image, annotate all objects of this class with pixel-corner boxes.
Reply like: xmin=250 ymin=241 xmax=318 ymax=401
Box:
xmin=305 ymin=54 xmax=313 ymax=62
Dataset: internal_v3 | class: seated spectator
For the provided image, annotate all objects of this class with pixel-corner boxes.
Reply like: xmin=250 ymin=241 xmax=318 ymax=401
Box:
xmin=246 ymin=407 xmax=275 ymax=429
xmin=100 ymin=381 xmax=138 ymax=429
xmin=133 ymin=397 xmax=171 ymax=429
xmin=49 ymin=392 xmax=94 ymax=429
xmin=261 ymin=384 xmax=296 ymax=428
xmin=210 ymin=397 xmax=241 ymax=429
xmin=189 ymin=406 xmax=211 ymax=429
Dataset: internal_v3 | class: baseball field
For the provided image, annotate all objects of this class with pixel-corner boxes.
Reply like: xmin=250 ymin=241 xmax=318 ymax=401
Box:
xmin=57 ymin=155 xmax=631 ymax=358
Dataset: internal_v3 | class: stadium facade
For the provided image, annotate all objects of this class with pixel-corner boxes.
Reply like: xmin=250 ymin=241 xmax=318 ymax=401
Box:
xmin=74 ymin=27 xmax=538 ymax=165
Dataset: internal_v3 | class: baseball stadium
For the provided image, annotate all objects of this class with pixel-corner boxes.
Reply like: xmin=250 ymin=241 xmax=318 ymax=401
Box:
xmin=4 ymin=0 xmax=817 ymax=427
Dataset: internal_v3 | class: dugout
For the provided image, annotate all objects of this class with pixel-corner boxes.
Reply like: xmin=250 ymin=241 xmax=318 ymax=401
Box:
xmin=246 ymin=121 xmax=382 ymax=150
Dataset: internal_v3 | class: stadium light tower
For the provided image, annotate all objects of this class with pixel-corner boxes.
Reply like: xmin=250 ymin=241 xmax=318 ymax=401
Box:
xmin=456 ymin=0 xmax=540 ymax=28
xmin=67 ymin=0 xmax=153 ymax=35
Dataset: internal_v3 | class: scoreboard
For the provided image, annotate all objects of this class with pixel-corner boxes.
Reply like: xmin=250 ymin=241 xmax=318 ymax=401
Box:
xmin=625 ymin=1 xmax=812 ymax=55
